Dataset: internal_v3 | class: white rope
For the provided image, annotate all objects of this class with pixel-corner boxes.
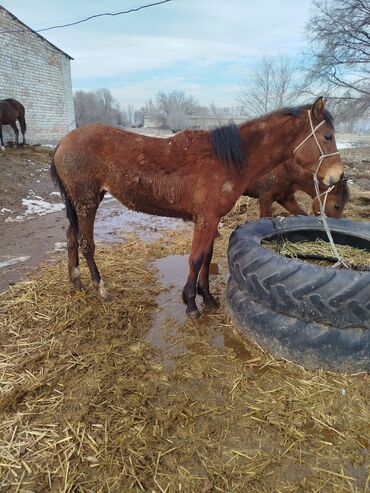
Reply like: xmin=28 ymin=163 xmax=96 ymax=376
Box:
xmin=293 ymin=110 xmax=348 ymax=269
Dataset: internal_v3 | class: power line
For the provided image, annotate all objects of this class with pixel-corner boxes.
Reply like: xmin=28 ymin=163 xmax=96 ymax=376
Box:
xmin=0 ymin=0 xmax=173 ymax=34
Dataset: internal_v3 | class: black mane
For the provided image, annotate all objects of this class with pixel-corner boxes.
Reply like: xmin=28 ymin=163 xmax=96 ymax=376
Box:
xmin=210 ymin=122 xmax=245 ymax=172
xmin=283 ymin=104 xmax=335 ymax=130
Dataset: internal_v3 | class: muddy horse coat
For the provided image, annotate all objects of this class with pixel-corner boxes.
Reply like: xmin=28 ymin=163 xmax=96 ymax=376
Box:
xmin=51 ymin=97 xmax=343 ymax=317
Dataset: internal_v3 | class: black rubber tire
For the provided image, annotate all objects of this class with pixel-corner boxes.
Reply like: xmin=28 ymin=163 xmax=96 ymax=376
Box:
xmin=228 ymin=216 xmax=370 ymax=330
xmin=227 ymin=278 xmax=370 ymax=372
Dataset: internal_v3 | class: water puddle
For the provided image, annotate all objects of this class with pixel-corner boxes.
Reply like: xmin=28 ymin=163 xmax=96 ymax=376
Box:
xmin=146 ymin=255 xmax=188 ymax=364
xmin=95 ymin=197 xmax=186 ymax=243
xmin=147 ymin=254 xmax=259 ymax=368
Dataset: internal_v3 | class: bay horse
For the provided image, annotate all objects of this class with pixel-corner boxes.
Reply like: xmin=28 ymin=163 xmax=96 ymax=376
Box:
xmin=0 ymin=98 xmax=26 ymax=150
xmin=51 ymin=97 xmax=344 ymax=318
xmin=244 ymin=158 xmax=350 ymax=218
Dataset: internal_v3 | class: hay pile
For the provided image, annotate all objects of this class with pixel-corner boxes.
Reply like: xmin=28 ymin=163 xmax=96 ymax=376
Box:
xmin=0 ymin=222 xmax=369 ymax=492
xmin=264 ymin=238 xmax=370 ymax=270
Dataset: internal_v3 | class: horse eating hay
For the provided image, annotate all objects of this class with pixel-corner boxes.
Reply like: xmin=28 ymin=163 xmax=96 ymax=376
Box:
xmin=0 ymin=98 xmax=26 ymax=150
xmin=244 ymin=158 xmax=349 ymax=218
xmin=51 ymin=97 xmax=344 ymax=318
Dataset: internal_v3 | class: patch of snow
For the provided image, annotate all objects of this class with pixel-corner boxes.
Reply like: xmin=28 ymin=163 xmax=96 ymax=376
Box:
xmin=50 ymin=191 xmax=61 ymax=197
xmin=0 ymin=255 xmax=31 ymax=269
xmin=337 ymin=141 xmax=354 ymax=150
xmin=54 ymin=242 xmax=67 ymax=251
xmin=22 ymin=198 xmax=65 ymax=216
xmin=0 ymin=207 xmax=12 ymax=213
xmin=5 ymin=197 xmax=65 ymax=222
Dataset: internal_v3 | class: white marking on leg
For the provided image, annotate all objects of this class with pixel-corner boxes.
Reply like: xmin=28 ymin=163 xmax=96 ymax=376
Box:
xmin=70 ymin=266 xmax=81 ymax=280
xmin=1 ymin=146 xmax=5 ymax=151
xmin=98 ymin=279 xmax=108 ymax=299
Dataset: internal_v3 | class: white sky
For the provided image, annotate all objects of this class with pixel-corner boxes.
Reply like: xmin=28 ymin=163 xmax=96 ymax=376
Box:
xmin=2 ymin=0 xmax=313 ymax=108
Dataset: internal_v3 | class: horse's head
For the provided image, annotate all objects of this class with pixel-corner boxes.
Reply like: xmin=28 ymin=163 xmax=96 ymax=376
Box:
xmin=312 ymin=179 xmax=350 ymax=218
xmin=292 ymin=97 xmax=343 ymax=187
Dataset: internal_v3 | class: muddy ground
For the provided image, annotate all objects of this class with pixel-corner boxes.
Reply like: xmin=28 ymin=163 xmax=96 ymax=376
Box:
xmin=0 ymin=142 xmax=369 ymax=492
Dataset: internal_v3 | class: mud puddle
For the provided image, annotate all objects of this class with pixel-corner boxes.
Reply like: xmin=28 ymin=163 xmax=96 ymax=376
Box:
xmin=147 ymin=253 xmax=256 ymax=367
xmin=0 ymin=197 xmax=187 ymax=293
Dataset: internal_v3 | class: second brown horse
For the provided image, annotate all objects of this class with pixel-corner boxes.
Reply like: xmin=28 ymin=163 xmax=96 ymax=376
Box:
xmin=51 ymin=97 xmax=344 ymax=318
xmin=244 ymin=159 xmax=349 ymax=218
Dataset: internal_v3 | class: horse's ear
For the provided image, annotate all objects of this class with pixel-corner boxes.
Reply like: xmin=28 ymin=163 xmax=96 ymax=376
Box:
xmin=312 ymin=97 xmax=327 ymax=119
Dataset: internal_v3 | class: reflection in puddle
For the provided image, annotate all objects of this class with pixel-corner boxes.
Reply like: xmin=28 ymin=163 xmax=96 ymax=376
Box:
xmin=95 ymin=198 xmax=186 ymax=243
xmin=212 ymin=331 xmax=254 ymax=362
xmin=146 ymin=255 xmax=188 ymax=365
xmin=147 ymin=254 xmax=260 ymax=368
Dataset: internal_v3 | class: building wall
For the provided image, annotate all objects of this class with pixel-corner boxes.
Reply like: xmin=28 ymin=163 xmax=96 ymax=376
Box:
xmin=0 ymin=8 xmax=75 ymax=144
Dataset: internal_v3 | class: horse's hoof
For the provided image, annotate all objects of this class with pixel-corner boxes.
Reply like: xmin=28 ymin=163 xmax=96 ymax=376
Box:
xmin=203 ymin=296 xmax=219 ymax=308
xmin=1 ymin=146 xmax=5 ymax=151
xmin=96 ymin=279 xmax=111 ymax=301
xmin=73 ymin=280 xmax=84 ymax=291
xmin=186 ymin=307 xmax=201 ymax=319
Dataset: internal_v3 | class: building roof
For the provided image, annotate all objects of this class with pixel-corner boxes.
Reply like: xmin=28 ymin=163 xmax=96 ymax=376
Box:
xmin=0 ymin=6 xmax=73 ymax=60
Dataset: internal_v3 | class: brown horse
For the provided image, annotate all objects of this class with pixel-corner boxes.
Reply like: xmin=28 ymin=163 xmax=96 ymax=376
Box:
xmin=244 ymin=158 xmax=350 ymax=218
xmin=0 ymin=98 xmax=26 ymax=150
xmin=51 ymin=97 xmax=343 ymax=318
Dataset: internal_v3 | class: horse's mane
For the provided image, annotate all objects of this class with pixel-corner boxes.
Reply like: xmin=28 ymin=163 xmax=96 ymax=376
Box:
xmin=282 ymin=104 xmax=335 ymax=131
xmin=210 ymin=122 xmax=245 ymax=172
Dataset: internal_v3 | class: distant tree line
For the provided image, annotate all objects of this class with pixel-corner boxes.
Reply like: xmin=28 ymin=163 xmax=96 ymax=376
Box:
xmin=74 ymin=89 xmax=244 ymax=132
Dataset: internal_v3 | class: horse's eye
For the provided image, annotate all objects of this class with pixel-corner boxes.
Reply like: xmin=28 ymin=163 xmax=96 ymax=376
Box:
xmin=334 ymin=203 xmax=341 ymax=209
xmin=324 ymin=134 xmax=333 ymax=141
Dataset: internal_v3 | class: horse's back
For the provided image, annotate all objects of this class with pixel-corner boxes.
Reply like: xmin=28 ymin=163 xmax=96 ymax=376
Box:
xmin=0 ymin=98 xmax=24 ymax=121
xmin=5 ymin=98 xmax=25 ymax=113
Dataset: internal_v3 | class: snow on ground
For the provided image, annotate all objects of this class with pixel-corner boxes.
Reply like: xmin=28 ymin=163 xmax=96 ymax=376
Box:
xmin=4 ymin=197 xmax=65 ymax=223
xmin=337 ymin=141 xmax=355 ymax=150
xmin=0 ymin=255 xmax=31 ymax=269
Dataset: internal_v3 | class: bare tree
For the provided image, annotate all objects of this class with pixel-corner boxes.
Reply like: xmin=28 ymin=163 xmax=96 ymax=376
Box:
xmin=153 ymin=91 xmax=201 ymax=130
xmin=237 ymin=55 xmax=301 ymax=116
xmin=305 ymin=0 xmax=370 ymax=118
xmin=167 ymin=106 xmax=190 ymax=132
xmin=126 ymin=104 xmax=134 ymax=127
xmin=73 ymin=89 xmax=125 ymax=127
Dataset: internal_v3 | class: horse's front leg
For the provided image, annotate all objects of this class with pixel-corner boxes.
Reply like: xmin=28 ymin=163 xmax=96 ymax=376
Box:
xmin=197 ymin=243 xmax=219 ymax=308
xmin=0 ymin=125 xmax=4 ymax=151
xmin=278 ymin=194 xmax=307 ymax=216
xmin=182 ymin=217 xmax=219 ymax=318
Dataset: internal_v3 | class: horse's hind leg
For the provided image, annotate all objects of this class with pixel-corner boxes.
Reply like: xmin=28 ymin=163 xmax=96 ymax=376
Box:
xmin=10 ymin=122 xmax=19 ymax=147
xmin=67 ymin=225 xmax=83 ymax=290
xmin=18 ymin=115 xmax=26 ymax=145
xmin=76 ymin=192 xmax=107 ymax=299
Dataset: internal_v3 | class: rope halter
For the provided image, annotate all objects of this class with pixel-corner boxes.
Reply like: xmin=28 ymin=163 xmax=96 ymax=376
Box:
xmin=293 ymin=110 xmax=339 ymax=177
xmin=294 ymin=110 xmax=348 ymax=269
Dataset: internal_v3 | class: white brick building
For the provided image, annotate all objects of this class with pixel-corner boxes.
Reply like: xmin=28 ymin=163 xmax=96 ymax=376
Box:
xmin=0 ymin=6 xmax=75 ymax=144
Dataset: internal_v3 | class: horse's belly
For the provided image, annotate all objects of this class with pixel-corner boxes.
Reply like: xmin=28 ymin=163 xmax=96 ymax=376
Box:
xmin=111 ymin=183 xmax=193 ymax=221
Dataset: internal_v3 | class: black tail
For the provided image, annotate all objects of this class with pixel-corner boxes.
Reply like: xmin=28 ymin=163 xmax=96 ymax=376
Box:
xmin=18 ymin=113 xmax=26 ymax=133
xmin=50 ymin=147 xmax=78 ymax=235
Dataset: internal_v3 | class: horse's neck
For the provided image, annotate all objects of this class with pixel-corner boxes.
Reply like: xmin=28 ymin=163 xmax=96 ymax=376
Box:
xmin=239 ymin=115 xmax=300 ymax=185
xmin=283 ymin=161 xmax=316 ymax=196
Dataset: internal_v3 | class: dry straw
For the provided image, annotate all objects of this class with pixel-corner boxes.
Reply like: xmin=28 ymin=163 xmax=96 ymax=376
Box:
xmin=0 ymin=204 xmax=369 ymax=492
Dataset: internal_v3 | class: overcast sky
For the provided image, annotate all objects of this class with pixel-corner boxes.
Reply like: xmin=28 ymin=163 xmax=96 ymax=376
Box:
xmin=2 ymin=0 xmax=313 ymax=109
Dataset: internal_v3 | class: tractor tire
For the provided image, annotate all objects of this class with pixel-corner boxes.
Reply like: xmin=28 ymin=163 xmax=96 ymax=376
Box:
xmin=228 ymin=216 xmax=370 ymax=330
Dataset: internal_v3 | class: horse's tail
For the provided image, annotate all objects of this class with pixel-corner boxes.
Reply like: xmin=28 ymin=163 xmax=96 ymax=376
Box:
xmin=18 ymin=112 xmax=26 ymax=133
xmin=50 ymin=146 xmax=78 ymax=235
